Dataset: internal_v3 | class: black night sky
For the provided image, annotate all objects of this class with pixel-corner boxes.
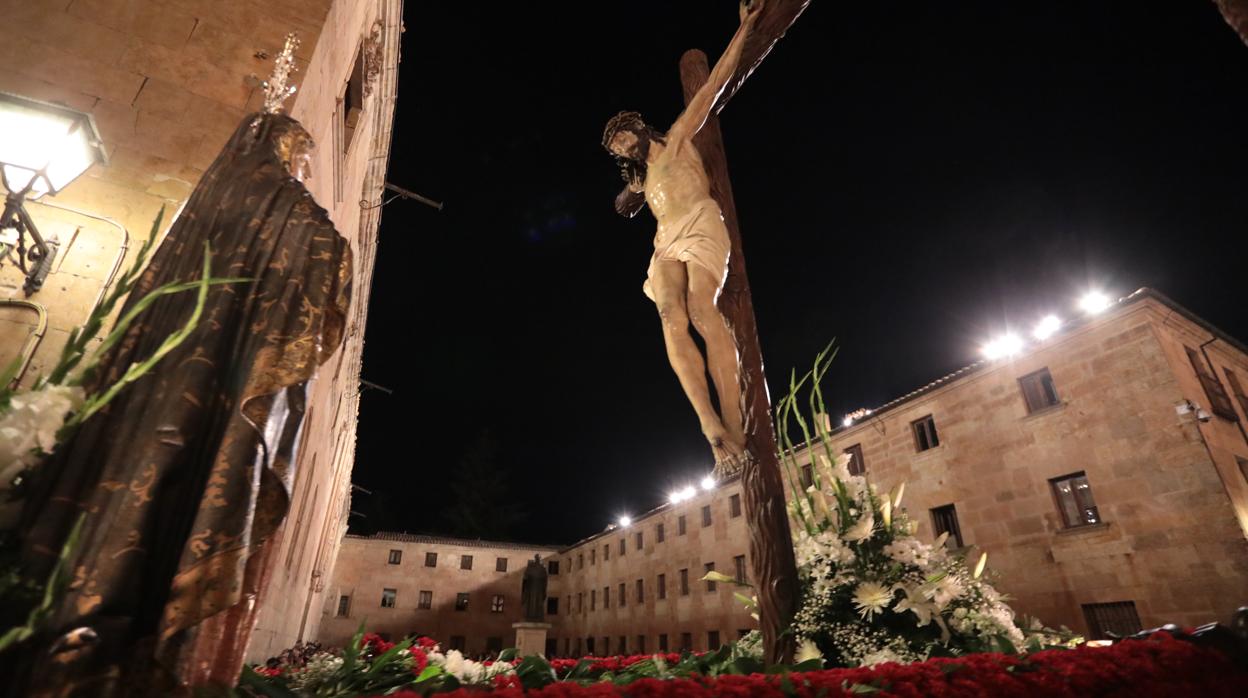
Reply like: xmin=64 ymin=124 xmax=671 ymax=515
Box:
xmin=350 ymin=2 xmax=1248 ymax=545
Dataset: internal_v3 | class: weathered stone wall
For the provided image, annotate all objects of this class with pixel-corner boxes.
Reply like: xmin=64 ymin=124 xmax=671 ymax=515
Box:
xmin=247 ymin=0 xmax=403 ymax=661
xmin=788 ymin=296 xmax=1248 ymax=635
xmin=0 ymin=0 xmax=332 ymax=386
xmin=0 ymin=0 xmax=404 ymax=666
xmin=550 ymin=479 xmax=757 ymax=656
xmin=319 ymin=535 xmax=565 ymax=656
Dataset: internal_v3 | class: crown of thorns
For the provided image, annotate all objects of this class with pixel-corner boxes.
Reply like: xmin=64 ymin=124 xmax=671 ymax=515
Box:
xmin=602 ymin=111 xmax=646 ymax=151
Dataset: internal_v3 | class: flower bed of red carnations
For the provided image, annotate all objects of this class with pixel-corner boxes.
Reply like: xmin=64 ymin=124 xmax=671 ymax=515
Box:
xmin=374 ymin=632 xmax=1244 ymax=697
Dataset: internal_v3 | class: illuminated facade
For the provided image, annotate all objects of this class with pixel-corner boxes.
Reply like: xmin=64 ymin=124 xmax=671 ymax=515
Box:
xmin=323 ymin=289 xmax=1248 ymax=653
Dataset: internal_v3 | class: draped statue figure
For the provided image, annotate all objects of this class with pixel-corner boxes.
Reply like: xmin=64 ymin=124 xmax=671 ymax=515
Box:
xmin=6 ymin=112 xmax=352 ymax=694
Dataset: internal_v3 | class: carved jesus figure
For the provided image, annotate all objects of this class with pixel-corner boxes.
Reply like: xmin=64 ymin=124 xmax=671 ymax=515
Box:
xmin=603 ymin=0 xmax=763 ymax=474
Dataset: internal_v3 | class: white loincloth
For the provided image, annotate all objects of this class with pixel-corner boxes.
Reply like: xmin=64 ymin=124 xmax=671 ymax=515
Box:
xmin=642 ymin=198 xmax=731 ymax=302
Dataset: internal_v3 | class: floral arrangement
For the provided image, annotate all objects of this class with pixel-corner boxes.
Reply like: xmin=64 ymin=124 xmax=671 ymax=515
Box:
xmin=775 ymin=345 xmax=1079 ymax=666
xmin=362 ymin=632 xmax=1239 ymax=697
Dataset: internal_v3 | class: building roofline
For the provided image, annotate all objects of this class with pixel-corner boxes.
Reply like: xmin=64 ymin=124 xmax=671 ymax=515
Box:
xmin=555 ymin=472 xmax=743 ymax=554
xmin=347 ymin=532 xmax=565 ymax=551
xmin=806 ymin=287 xmax=1246 ymax=452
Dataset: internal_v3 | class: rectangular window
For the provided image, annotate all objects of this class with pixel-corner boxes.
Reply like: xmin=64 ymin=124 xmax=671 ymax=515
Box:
xmin=336 ymin=594 xmax=350 ymax=617
xmin=708 ymin=631 xmax=721 ymax=650
xmin=800 ymin=463 xmax=814 ymax=489
xmin=657 ymin=522 xmax=665 ymax=542
xmin=590 ymin=549 xmax=596 ymax=565
xmin=455 ymin=592 xmax=469 ymax=611
xmin=658 ymin=574 xmax=667 ymax=600
xmin=930 ymin=504 xmax=964 ymax=548
xmin=619 ymin=582 xmax=626 ymax=607
xmin=590 ymin=589 xmax=596 ymax=611
xmin=1186 ymin=347 xmax=1238 ymax=420
xmin=548 ymin=560 xmax=560 ymax=575
xmin=1082 ymin=601 xmax=1142 ymax=640
xmin=577 ymin=592 xmax=583 ymax=613
xmin=701 ymin=505 xmax=712 ymax=527
xmin=491 ymin=594 xmax=504 ymax=613
xmin=658 ymin=633 xmax=668 ymax=651
xmin=618 ymin=636 xmax=627 ymax=654
xmin=603 ymin=586 xmax=610 ymax=609
xmin=1051 ymin=472 xmax=1102 ymax=528
xmin=486 ymin=636 xmax=503 ymax=654
xmin=586 ymin=637 xmax=595 ymax=655
xmin=679 ymin=568 xmax=689 ymax=596
xmin=635 ymin=531 xmax=644 ymax=550
xmin=1224 ymin=369 xmax=1248 ymax=419
xmin=388 ymin=549 xmax=402 ymax=565
xmin=678 ymin=515 xmax=687 ymax=535
xmin=604 ymin=544 xmax=610 ymax=561
xmin=450 ymin=635 xmax=466 ymax=651
xmin=729 ymin=493 xmax=742 ymax=517
xmin=461 ymin=555 xmax=473 ymax=570
xmin=680 ymin=632 xmax=693 ymax=651
xmin=620 ymin=538 xmax=627 ymax=555
xmin=1019 ymin=368 xmax=1061 ymax=413
xmin=425 ymin=552 xmax=437 ymax=567
xmin=704 ymin=562 xmax=716 ymax=592
xmin=602 ymin=636 xmax=611 ymax=655
xmin=636 ymin=578 xmax=644 ymax=603
xmin=637 ymin=635 xmax=646 ymax=653
xmin=578 ymin=553 xmax=584 ymax=569
xmin=496 ymin=557 xmax=508 ymax=572
xmin=913 ymin=415 xmax=940 ymax=451
xmin=547 ymin=596 xmax=559 ymax=615
xmin=845 ymin=443 xmax=866 ymax=476
xmin=734 ymin=554 xmax=747 ymax=584
xmin=381 ymin=588 xmax=396 ymax=608
xmin=418 ymin=590 xmax=432 ymax=609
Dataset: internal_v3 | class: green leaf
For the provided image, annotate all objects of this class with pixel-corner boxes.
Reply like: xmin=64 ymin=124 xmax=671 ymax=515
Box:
xmin=727 ymin=656 xmax=765 ymax=675
xmin=497 ymin=647 xmax=518 ymax=662
xmin=413 ymin=664 xmax=444 ymax=683
xmin=848 ymin=683 xmax=881 ymax=694
xmin=237 ymin=666 xmax=298 ymax=698
xmin=513 ymin=654 xmax=556 ymax=690
xmin=790 ymin=658 xmax=823 ymax=672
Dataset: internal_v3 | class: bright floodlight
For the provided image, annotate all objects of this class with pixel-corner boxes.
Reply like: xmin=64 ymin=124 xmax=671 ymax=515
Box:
xmin=1079 ymin=291 xmax=1112 ymax=315
xmin=0 ymin=91 xmax=106 ymax=198
xmin=981 ymin=333 xmax=1023 ymax=360
xmin=668 ymin=491 xmax=682 ymax=505
xmin=842 ymin=415 xmax=854 ymax=427
xmin=1033 ymin=315 xmax=1061 ymax=341
xmin=618 ymin=515 xmax=632 ymax=527
xmin=700 ymin=475 xmax=715 ymax=491
xmin=681 ymin=485 xmax=696 ymax=499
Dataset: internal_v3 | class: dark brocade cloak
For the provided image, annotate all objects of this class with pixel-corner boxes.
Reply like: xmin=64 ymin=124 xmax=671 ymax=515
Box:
xmin=8 ymin=113 xmax=352 ymax=694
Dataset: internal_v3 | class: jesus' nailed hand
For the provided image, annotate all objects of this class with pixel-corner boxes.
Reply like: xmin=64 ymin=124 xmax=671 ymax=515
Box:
xmin=601 ymin=0 xmax=765 ymax=476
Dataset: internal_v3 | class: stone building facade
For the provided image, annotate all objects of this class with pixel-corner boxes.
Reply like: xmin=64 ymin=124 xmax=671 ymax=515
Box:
xmin=0 ymin=0 xmax=403 ymax=665
xmin=548 ymin=479 xmax=757 ymax=657
xmin=323 ymin=288 xmax=1248 ymax=653
xmin=318 ymin=534 xmax=564 ymax=657
xmin=323 ymin=484 xmax=759 ymax=658
xmin=785 ymin=288 xmax=1248 ymax=638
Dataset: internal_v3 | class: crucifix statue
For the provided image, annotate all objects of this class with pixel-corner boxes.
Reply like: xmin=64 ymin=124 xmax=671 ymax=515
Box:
xmin=602 ymin=0 xmax=811 ymax=663
xmin=602 ymin=0 xmax=765 ymax=475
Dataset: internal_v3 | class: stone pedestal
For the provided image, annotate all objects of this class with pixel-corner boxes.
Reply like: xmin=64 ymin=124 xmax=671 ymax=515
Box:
xmin=512 ymin=621 xmax=552 ymax=658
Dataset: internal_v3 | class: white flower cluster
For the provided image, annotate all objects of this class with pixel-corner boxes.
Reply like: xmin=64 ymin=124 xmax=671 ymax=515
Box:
xmin=426 ymin=647 xmax=514 ymax=685
xmin=882 ymin=538 xmax=931 ymax=568
xmin=285 ymin=652 xmax=344 ymax=690
xmin=786 ymin=448 xmax=1033 ymax=666
xmin=0 ymin=384 xmax=84 ymax=485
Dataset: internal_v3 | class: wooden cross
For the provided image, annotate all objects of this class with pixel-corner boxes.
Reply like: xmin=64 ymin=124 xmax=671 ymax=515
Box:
xmin=678 ymin=0 xmax=811 ymax=665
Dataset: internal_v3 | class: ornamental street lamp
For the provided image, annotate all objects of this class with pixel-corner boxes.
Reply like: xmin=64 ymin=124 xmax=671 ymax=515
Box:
xmin=0 ymin=91 xmax=107 ymax=295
